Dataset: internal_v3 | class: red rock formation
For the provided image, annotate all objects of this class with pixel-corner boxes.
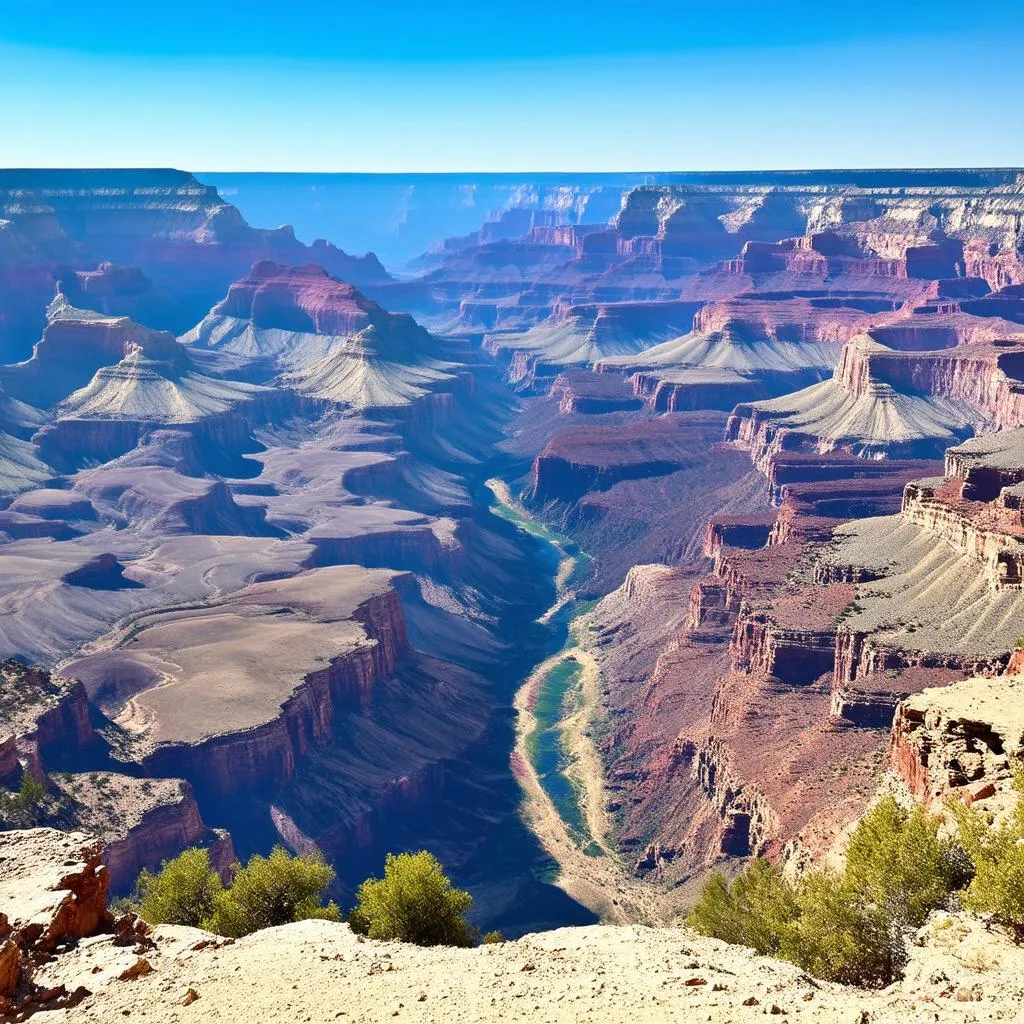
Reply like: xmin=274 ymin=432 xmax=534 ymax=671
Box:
xmin=210 ymin=261 xmax=392 ymax=337
xmin=530 ymin=413 xmax=726 ymax=504
xmin=548 ymin=371 xmax=642 ymax=414
xmin=0 ymin=829 xmax=116 ymax=1016
xmin=101 ymin=782 xmax=236 ymax=890
xmin=891 ymin=674 xmax=1024 ymax=806
xmin=141 ymin=586 xmax=408 ymax=796
xmin=0 ymin=660 xmax=96 ymax=774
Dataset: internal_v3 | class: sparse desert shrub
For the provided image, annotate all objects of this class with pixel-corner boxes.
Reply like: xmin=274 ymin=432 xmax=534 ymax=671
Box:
xmin=206 ymin=846 xmax=340 ymax=937
xmin=132 ymin=845 xmax=339 ymax=936
xmin=133 ymin=847 xmax=224 ymax=927
xmin=351 ymin=850 xmax=474 ymax=947
xmin=687 ymin=858 xmax=797 ymax=955
xmin=688 ymin=797 xmax=959 ymax=987
xmin=0 ymin=772 xmax=49 ymax=827
xmin=952 ymin=771 xmax=1024 ymax=935
xmin=481 ymin=929 xmax=504 ymax=944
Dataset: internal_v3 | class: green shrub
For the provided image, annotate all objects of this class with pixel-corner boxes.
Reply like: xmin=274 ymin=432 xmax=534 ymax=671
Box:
xmin=351 ymin=850 xmax=474 ymax=946
xmin=781 ymin=872 xmax=896 ymax=987
xmin=16 ymin=772 xmax=46 ymax=811
xmin=131 ymin=845 xmax=339 ymax=936
xmin=481 ymin=929 xmax=504 ymax=944
xmin=206 ymin=846 xmax=340 ymax=938
xmin=952 ymin=771 xmax=1024 ymax=934
xmin=133 ymin=848 xmax=223 ymax=927
xmin=687 ymin=859 xmax=797 ymax=955
xmin=688 ymin=797 xmax=959 ymax=987
xmin=844 ymin=797 xmax=960 ymax=927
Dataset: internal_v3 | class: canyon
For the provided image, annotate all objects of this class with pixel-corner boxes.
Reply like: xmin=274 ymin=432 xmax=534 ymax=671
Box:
xmin=3 ymin=165 xmax=1024 ymax=997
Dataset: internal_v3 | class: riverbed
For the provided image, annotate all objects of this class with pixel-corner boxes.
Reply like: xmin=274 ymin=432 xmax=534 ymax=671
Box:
xmin=487 ymin=478 xmax=667 ymax=925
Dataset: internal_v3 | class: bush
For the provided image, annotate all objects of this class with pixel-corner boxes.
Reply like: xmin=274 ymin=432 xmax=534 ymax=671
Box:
xmin=952 ymin=771 xmax=1024 ymax=934
xmin=133 ymin=848 xmax=223 ymax=928
xmin=844 ymin=797 xmax=961 ymax=927
xmin=688 ymin=797 xmax=959 ymax=987
xmin=687 ymin=859 xmax=797 ymax=955
xmin=16 ymin=772 xmax=46 ymax=810
xmin=781 ymin=872 xmax=896 ymax=987
xmin=351 ymin=851 xmax=474 ymax=947
xmin=131 ymin=845 xmax=340 ymax=936
xmin=206 ymin=847 xmax=340 ymax=938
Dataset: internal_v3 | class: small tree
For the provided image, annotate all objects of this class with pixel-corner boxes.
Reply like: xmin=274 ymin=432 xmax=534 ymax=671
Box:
xmin=688 ymin=797 xmax=960 ymax=987
xmin=953 ymin=771 xmax=1024 ymax=934
xmin=687 ymin=859 xmax=797 ymax=955
xmin=206 ymin=846 xmax=340 ymax=938
xmin=16 ymin=772 xmax=46 ymax=812
xmin=133 ymin=848 xmax=223 ymax=928
xmin=351 ymin=850 xmax=474 ymax=947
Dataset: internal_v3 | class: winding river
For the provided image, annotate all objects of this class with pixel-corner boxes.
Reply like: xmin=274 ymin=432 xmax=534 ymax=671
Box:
xmin=487 ymin=478 xmax=667 ymax=925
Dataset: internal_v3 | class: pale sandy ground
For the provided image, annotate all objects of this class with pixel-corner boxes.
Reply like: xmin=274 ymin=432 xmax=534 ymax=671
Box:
xmin=41 ymin=915 xmax=1024 ymax=1023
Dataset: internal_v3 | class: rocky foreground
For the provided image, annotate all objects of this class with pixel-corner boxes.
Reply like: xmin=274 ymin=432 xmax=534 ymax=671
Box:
xmin=1 ymin=829 xmax=1022 ymax=1024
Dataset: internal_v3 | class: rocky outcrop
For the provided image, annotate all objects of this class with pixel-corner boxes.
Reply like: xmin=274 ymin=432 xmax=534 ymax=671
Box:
xmin=0 ymin=829 xmax=114 ymax=1018
xmin=0 ymin=660 xmax=95 ymax=774
xmin=99 ymin=780 xmax=236 ymax=890
xmin=2 ymin=294 xmax=184 ymax=409
xmin=184 ymin=262 xmax=463 ymax=409
xmin=891 ymin=673 xmax=1024 ymax=806
xmin=548 ymin=370 xmax=642 ymax=414
xmin=30 ymin=319 xmax=289 ymax=472
xmin=484 ymin=300 xmax=703 ymax=383
xmin=73 ymin=467 xmax=284 ymax=537
xmin=725 ymin=322 xmax=1021 ymax=471
xmin=64 ymin=570 xmax=409 ymax=797
xmin=732 ymin=585 xmax=855 ymax=685
xmin=900 ymin=477 xmax=1024 ymax=589
xmin=529 ymin=413 xmax=725 ymax=504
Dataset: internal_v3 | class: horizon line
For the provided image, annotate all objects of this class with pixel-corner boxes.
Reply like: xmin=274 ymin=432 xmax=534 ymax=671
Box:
xmin=2 ymin=165 xmax=1024 ymax=176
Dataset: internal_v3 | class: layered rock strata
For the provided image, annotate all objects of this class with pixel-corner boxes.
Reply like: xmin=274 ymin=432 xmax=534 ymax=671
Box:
xmin=891 ymin=673 xmax=1024 ymax=807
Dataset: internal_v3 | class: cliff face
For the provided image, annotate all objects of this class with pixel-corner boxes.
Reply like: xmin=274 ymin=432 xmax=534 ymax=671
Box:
xmin=529 ymin=413 xmax=725 ymax=504
xmin=0 ymin=660 xmax=96 ymax=775
xmin=61 ymin=570 xmax=407 ymax=797
xmin=184 ymin=262 xmax=464 ymax=411
xmin=576 ymin=424 xmax=954 ymax=883
xmin=100 ymin=782 xmax=236 ymax=890
xmin=891 ymin=673 xmax=1024 ymax=807
xmin=820 ymin=432 xmax=1024 ymax=710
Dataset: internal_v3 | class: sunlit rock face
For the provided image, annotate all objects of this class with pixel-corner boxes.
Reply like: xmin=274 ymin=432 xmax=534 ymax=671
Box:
xmin=184 ymin=262 xmax=465 ymax=408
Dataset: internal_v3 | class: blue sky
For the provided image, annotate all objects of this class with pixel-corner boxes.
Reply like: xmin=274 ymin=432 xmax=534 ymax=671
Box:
xmin=2 ymin=0 xmax=1023 ymax=171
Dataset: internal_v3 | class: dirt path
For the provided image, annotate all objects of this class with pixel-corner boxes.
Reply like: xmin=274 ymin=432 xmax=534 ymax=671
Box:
xmin=488 ymin=478 xmax=668 ymax=926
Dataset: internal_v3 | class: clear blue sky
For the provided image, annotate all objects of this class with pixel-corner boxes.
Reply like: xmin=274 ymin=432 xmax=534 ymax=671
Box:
xmin=2 ymin=0 xmax=1023 ymax=171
